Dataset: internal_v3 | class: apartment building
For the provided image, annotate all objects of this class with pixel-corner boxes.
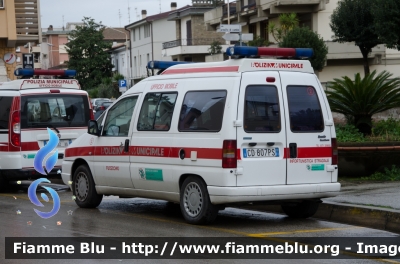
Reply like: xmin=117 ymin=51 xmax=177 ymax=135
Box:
xmin=161 ymin=0 xmax=228 ymax=62
xmin=203 ymin=0 xmax=400 ymax=83
xmin=0 ymin=0 xmax=41 ymax=80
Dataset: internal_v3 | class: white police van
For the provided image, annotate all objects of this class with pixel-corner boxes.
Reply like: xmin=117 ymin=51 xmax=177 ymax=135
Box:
xmin=62 ymin=47 xmax=340 ymax=224
xmin=0 ymin=69 xmax=93 ymax=191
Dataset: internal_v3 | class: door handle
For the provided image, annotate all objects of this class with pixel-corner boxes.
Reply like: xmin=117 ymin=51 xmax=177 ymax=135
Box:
xmin=267 ymin=142 xmax=275 ymax=146
xmin=248 ymin=142 xmax=257 ymax=147
xmin=289 ymin=143 xmax=297 ymax=158
xmin=124 ymin=139 xmax=129 ymax=153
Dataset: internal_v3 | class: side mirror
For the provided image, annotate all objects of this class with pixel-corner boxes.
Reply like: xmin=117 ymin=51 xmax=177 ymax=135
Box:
xmin=88 ymin=120 xmax=100 ymax=136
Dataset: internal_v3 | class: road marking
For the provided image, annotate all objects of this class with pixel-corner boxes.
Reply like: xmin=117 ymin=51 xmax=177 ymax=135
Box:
xmin=249 ymin=227 xmax=361 ymax=237
xmin=97 ymin=206 xmax=400 ymax=263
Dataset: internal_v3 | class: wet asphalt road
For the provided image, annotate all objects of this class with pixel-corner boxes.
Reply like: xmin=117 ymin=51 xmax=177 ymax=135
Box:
xmin=0 ymin=182 xmax=399 ymax=264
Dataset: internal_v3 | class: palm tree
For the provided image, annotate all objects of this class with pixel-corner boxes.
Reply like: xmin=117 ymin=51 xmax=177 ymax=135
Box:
xmin=268 ymin=13 xmax=299 ymax=43
xmin=326 ymin=70 xmax=400 ymax=135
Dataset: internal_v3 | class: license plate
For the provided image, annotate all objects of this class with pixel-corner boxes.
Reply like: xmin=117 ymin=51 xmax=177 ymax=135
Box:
xmin=243 ymin=147 xmax=279 ymax=158
xmin=44 ymin=139 xmax=72 ymax=147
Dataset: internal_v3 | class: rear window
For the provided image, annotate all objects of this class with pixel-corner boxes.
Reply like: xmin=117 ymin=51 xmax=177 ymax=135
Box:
xmin=244 ymin=85 xmax=280 ymax=133
xmin=21 ymin=94 xmax=90 ymax=129
xmin=0 ymin=97 xmax=13 ymax=130
xmin=178 ymin=91 xmax=226 ymax=132
xmin=287 ymin=85 xmax=324 ymax=132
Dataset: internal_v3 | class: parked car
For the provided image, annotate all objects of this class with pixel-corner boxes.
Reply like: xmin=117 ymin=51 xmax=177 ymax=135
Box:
xmin=94 ymin=101 xmax=113 ymax=119
xmin=91 ymin=98 xmax=110 ymax=109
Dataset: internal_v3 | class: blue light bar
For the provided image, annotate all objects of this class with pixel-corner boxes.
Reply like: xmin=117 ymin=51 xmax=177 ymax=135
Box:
xmin=147 ymin=61 xmax=193 ymax=70
xmin=14 ymin=69 xmax=77 ymax=77
xmin=226 ymin=46 xmax=314 ymax=58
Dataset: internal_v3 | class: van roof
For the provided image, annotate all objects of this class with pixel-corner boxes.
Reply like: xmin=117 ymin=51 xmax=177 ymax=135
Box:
xmin=0 ymin=79 xmax=81 ymax=90
xmin=162 ymin=58 xmax=314 ymax=75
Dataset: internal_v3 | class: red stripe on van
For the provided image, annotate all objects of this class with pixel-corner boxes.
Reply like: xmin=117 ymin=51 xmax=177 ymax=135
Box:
xmin=297 ymin=147 xmax=332 ymax=158
xmin=65 ymin=146 xmax=95 ymax=157
xmin=21 ymin=142 xmax=40 ymax=151
xmin=162 ymin=66 xmax=239 ymax=75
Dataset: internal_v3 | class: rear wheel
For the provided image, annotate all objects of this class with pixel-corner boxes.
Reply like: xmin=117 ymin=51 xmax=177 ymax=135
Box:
xmin=72 ymin=165 xmax=103 ymax=208
xmin=180 ymin=176 xmax=218 ymax=225
xmin=281 ymin=201 xmax=319 ymax=218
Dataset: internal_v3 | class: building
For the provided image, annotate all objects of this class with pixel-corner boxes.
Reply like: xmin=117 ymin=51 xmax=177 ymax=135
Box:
xmin=125 ymin=3 xmax=191 ymax=84
xmin=41 ymin=25 xmax=71 ymax=69
xmin=203 ymin=0 xmax=400 ymax=84
xmin=104 ymin=27 xmax=130 ymax=80
xmin=0 ymin=0 xmax=41 ymax=81
xmin=162 ymin=0 xmax=229 ymax=62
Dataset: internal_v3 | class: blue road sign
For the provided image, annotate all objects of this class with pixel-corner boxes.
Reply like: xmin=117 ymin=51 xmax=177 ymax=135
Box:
xmin=118 ymin=80 xmax=127 ymax=88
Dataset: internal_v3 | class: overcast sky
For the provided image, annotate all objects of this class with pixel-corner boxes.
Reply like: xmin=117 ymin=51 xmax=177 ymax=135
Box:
xmin=40 ymin=0 xmax=193 ymax=29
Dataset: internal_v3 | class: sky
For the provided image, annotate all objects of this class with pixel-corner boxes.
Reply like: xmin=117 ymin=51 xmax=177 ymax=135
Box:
xmin=40 ymin=0 xmax=193 ymax=29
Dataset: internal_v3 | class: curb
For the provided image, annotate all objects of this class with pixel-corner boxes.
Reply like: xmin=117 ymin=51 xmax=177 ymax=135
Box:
xmin=236 ymin=202 xmax=400 ymax=234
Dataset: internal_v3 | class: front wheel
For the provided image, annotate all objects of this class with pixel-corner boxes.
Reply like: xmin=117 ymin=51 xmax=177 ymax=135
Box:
xmin=281 ymin=201 xmax=319 ymax=218
xmin=72 ymin=165 xmax=103 ymax=208
xmin=180 ymin=176 xmax=218 ymax=225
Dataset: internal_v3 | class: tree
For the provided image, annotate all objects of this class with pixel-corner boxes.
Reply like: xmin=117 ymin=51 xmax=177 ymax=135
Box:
xmin=372 ymin=0 xmax=400 ymax=50
xmin=66 ymin=17 xmax=113 ymax=90
xmin=268 ymin=13 xmax=299 ymax=44
xmin=326 ymin=71 xmax=400 ymax=135
xmin=330 ymin=0 xmax=380 ymax=76
xmin=247 ymin=35 xmax=269 ymax=47
xmin=208 ymin=41 xmax=222 ymax=54
xmin=280 ymin=27 xmax=328 ymax=71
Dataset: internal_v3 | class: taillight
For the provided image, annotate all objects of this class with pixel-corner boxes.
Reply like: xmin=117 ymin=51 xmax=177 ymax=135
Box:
xmin=11 ymin=111 xmax=21 ymax=147
xmin=222 ymin=140 xmax=237 ymax=168
xmin=331 ymin=138 xmax=338 ymax=165
xmin=99 ymin=106 xmax=105 ymax=110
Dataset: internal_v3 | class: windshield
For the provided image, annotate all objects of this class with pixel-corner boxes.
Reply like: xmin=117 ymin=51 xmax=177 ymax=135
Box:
xmin=21 ymin=94 xmax=90 ymax=129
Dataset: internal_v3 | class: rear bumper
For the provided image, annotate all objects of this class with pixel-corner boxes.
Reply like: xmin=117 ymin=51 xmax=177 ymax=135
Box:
xmin=208 ymin=182 xmax=341 ymax=204
xmin=1 ymin=166 xmax=62 ymax=181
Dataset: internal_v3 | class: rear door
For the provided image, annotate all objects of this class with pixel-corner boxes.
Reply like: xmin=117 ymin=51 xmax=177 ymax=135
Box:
xmin=236 ymin=72 xmax=287 ymax=186
xmin=280 ymin=72 xmax=333 ymax=184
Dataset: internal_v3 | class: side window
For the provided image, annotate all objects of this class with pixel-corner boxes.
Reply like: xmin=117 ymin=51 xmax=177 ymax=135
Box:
xmin=178 ymin=91 xmax=226 ymax=132
xmin=287 ymin=86 xmax=324 ymax=132
xmin=103 ymin=96 xmax=138 ymax=136
xmin=0 ymin=97 xmax=13 ymax=130
xmin=138 ymin=93 xmax=177 ymax=131
xmin=244 ymin=85 xmax=281 ymax=132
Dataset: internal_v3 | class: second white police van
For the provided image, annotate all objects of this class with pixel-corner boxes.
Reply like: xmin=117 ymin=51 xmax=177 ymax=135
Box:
xmin=62 ymin=46 xmax=340 ymax=224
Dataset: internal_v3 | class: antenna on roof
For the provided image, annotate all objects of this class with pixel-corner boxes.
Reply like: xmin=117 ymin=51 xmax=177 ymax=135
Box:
xmin=135 ymin=7 xmax=140 ymax=21
xmin=62 ymin=15 xmax=65 ymax=31
xmin=159 ymin=0 xmax=161 ymax=13
xmin=128 ymin=0 xmax=131 ymax=24
xmin=118 ymin=9 xmax=122 ymax=27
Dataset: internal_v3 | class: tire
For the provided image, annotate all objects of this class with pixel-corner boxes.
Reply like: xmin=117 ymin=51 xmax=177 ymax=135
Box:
xmin=281 ymin=201 xmax=319 ymax=218
xmin=72 ymin=165 xmax=103 ymax=208
xmin=180 ymin=176 xmax=218 ymax=225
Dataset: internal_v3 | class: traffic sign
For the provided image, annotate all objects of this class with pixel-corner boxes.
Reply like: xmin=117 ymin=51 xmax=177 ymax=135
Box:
xmin=22 ymin=54 xmax=34 ymax=69
xmin=222 ymin=33 xmax=254 ymax=41
xmin=241 ymin=34 xmax=254 ymax=41
xmin=217 ymin=24 xmax=242 ymax=33
xmin=118 ymin=79 xmax=127 ymax=92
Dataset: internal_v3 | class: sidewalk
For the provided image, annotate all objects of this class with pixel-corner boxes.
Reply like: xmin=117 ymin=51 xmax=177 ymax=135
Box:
xmin=239 ymin=180 xmax=400 ymax=234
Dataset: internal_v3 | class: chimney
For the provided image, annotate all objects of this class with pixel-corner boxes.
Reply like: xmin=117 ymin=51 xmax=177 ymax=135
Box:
xmin=48 ymin=25 xmax=53 ymax=31
xmin=142 ymin=10 xmax=147 ymax=19
xmin=171 ymin=2 xmax=177 ymax=11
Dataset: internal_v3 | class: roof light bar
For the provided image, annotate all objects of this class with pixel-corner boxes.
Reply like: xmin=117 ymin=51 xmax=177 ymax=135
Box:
xmin=226 ymin=46 xmax=314 ymax=58
xmin=14 ymin=69 xmax=77 ymax=77
xmin=147 ymin=61 xmax=193 ymax=70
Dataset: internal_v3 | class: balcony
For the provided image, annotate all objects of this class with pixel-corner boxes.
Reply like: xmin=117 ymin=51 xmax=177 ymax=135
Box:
xmin=14 ymin=0 xmax=41 ymax=45
xmin=162 ymin=38 xmax=229 ymax=57
xmin=163 ymin=38 xmax=225 ymax=49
